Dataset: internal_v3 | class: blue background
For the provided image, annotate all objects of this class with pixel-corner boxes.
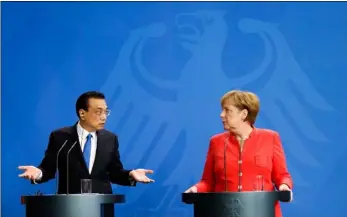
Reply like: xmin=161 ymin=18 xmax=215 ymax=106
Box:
xmin=2 ymin=2 xmax=347 ymax=217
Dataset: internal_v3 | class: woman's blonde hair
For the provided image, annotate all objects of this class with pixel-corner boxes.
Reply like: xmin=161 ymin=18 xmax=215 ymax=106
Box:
xmin=221 ymin=90 xmax=260 ymax=125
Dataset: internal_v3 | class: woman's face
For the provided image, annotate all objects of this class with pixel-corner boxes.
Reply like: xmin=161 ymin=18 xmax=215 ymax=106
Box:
xmin=220 ymin=103 xmax=247 ymax=131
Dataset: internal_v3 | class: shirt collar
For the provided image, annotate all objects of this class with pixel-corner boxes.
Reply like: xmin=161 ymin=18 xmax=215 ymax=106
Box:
xmin=77 ymin=122 xmax=96 ymax=139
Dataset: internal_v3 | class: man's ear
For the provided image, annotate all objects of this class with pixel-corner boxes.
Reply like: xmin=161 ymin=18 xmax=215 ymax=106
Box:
xmin=79 ymin=109 xmax=86 ymax=119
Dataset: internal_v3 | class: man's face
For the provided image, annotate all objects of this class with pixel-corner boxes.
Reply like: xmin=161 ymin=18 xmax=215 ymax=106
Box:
xmin=82 ymin=98 xmax=109 ymax=131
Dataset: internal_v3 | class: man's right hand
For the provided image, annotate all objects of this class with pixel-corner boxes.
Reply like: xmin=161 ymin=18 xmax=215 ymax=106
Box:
xmin=184 ymin=186 xmax=197 ymax=193
xmin=18 ymin=165 xmax=41 ymax=181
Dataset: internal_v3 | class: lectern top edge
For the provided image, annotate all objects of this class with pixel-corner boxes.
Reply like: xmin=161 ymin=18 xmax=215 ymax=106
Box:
xmin=21 ymin=194 xmax=126 ymax=205
xmin=181 ymin=191 xmax=291 ymax=203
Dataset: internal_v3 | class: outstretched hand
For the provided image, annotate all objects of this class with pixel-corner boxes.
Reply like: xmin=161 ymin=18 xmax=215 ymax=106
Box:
xmin=129 ymin=169 xmax=154 ymax=183
xmin=18 ymin=165 xmax=41 ymax=181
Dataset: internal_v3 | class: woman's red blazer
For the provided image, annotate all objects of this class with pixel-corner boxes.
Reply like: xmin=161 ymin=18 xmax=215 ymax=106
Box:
xmin=195 ymin=128 xmax=293 ymax=217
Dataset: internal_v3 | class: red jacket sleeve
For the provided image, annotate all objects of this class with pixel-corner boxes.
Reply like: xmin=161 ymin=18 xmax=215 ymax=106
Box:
xmin=195 ymin=139 xmax=215 ymax=192
xmin=271 ymin=132 xmax=293 ymax=190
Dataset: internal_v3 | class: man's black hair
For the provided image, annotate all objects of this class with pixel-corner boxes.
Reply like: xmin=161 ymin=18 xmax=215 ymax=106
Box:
xmin=75 ymin=91 xmax=105 ymax=118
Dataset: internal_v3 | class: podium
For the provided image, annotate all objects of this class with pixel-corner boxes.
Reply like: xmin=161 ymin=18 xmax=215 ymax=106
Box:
xmin=21 ymin=194 xmax=125 ymax=217
xmin=182 ymin=191 xmax=291 ymax=217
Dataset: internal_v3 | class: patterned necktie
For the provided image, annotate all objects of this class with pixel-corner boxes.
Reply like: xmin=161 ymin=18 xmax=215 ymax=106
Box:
xmin=83 ymin=134 xmax=92 ymax=171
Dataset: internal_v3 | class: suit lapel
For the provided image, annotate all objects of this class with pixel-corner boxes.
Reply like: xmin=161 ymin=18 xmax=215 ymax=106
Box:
xmin=91 ymin=130 xmax=105 ymax=175
xmin=67 ymin=124 xmax=89 ymax=174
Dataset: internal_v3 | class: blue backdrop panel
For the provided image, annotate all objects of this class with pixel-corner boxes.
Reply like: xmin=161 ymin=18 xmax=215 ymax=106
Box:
xmin=2 ymin=2 xmax=347 ymax=217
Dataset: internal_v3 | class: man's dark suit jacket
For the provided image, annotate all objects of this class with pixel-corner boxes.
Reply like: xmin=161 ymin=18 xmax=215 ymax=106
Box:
xmin=35 ymin=123 xmax=136 ymax=217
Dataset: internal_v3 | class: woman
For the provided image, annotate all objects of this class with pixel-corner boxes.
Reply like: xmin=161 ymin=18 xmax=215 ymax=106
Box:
xmin=185 ymin=90 xmax=293 ymax=217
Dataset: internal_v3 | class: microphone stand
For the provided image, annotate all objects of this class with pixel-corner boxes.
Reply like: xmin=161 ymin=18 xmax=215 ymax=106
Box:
xmin=55 ymin=140 xmax=68 ymax=194
xmin=66 ymin=141 xmax=78 ymax=194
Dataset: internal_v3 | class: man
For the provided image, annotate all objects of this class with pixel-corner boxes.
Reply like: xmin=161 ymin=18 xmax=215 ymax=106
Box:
xmin=18 ymin=91 xmax=154 ymax=217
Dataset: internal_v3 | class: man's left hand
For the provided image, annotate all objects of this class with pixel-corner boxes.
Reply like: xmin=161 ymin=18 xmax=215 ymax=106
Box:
xmin=279 ymin=184 xmax=293 ymax=202
xmin=130 ymin=169 xmax=155 ymax=183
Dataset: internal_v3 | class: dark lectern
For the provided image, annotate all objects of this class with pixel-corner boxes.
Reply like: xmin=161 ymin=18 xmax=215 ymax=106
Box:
xmin=21 ymin=194 xmax=125 ymax=217
xmin=182 ymin=191 xmax=291 ymax=217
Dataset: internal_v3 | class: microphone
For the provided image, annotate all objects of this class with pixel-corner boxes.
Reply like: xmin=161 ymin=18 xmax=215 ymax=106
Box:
xmin=224 ymin=134 xmax=237 ymax=192
xmin=224 ymin=137 xmax=228 ymax=192
xmin=66 ymin=141 xmax=78 ymax=194
xmin=55 ymin=140 xmax=69 ymax=194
